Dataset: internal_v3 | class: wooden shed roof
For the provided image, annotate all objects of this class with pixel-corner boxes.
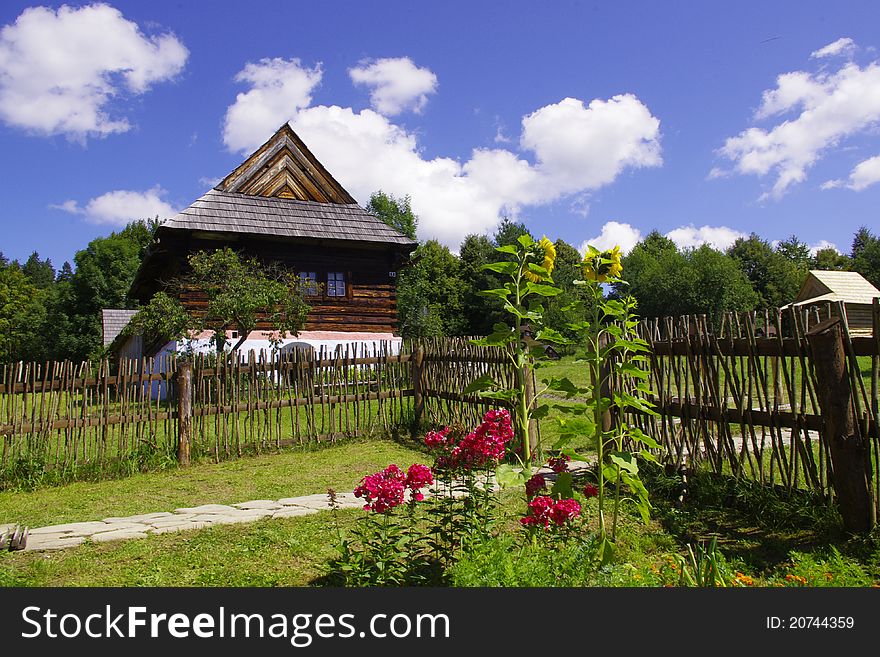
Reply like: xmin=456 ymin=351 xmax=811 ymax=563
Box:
xmin=159 ymin=188 xmax=415 ymax=246
xmin=101 ymin=309 xmax=138 ymax=346
xmin=793 ymin=270 xmax=880 ymax=306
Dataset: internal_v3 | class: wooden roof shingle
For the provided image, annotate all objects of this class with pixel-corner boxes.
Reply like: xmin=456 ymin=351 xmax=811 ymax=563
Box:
xmin=159 ymin=189 xmax=415 ymax=246
xmin=102 ymin=309 xmax=138 ymax=346
xmin=794 ymin=270 xmax=880 ymax=306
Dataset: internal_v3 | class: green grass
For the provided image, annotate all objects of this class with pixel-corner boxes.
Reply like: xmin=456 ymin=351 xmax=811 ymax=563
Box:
xmin=0 ymin=510 xmax=357 ymax=587
xmin=3 ymin=456 xmax=879 ymax=587
xmin=0 ymin=438 xmax=428 ymax=528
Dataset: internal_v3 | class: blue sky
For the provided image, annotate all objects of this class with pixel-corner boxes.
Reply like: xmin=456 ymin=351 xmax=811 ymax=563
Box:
xmin=2 ymin=1 xmax=879 ymax=268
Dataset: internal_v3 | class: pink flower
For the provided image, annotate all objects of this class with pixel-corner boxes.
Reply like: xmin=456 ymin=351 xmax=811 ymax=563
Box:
xmin=405 ymin=463 xmax=434 ymax=491
xmin=424 ymin=427 xmax=451 ymax=449
xmin=439 ymin=409 xmax=515 ymax=471
xmin=582 ymin=484 xmax=599 ymax=498
xmin=549 ymin=498 xmax=582 ymax=526
xmin=522 ymin=495 xmax=555 ymax=529
xmin=353 ymin=464 xmax=407 ymax=513
xmin=526 ymin=473 xmax=546 ymax=498
xmin=548 ymin=455 xmax=570 ymax=474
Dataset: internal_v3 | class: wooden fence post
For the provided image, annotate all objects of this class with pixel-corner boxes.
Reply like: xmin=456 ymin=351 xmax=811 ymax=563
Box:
xmin=412 ymin=344 xmax=425 ymax=429
xmin=806 ymin=317 xmax=875 ymax=532
xmin=177 ymin=360 xmax=192 ymax=466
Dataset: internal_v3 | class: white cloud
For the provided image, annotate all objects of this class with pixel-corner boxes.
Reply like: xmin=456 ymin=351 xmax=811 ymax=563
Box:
xmin=349 ymin=57 xmax=437 ymax=116
xmin=821 ymin=154 xmax=880 ymax=191
xmin=845 ymin=154 xmax=880 ymax=190
xmin=222 ymin=58 xmax=322 ymax=154
xmin=52 ymin=186 xmax=178 ymax=225
xmin=808 ymin=239 xmax=839 ymax=255
xmin=199 ymin=176 xmax=222 ymax=188
xmin=580 ymin=221 xmax=642 ymax=255
xmin=222 ymin=63 xmax=662 ymax=249
xmin=716 ymin=40 xmax=880 ymax=198
xmin=519 ymin=96 xmax=662 ymax=198
xmin=665 ymin=224 xmax=746 ymax=251
xmin=0 ymin=4 xmax=187 ymax=140
xmin=811 ymin=37 xmax=856 ymax=59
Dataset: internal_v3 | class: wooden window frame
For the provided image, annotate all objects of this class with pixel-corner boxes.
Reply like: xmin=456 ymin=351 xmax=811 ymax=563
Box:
xmin=326 ymin=271 xmax=347 ymax=299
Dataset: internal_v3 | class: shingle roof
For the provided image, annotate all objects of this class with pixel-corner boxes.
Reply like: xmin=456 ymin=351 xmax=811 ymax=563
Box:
xmin=803 ymin=270 xmax=880 ymax=305
xmin=102 ymin=309 xmax=138 ymax=346
xmin=159 ymin=189 xmax=416 ymax=246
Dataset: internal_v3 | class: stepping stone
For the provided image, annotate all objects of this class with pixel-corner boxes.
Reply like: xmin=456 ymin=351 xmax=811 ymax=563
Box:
xmin=24 ymin=535 xmax=85 ymax=551
xmin=195 ymin=511 xmax=273 ymax=526
xmin=233 ymin=500 xmax=282 ymax=511
xmin=91 ymin=528 xmax=149 ymax=543
xmin=272 ymin=507 xmax=318 ymax=519
xmin=147 ymin=515 xmax=199 ymax=528
xmin=29 ymin=521 xmax=111 ymax=536
xmin=173 ymin=504 xmax=238 ymax=514
xmin=149 ymin=522 xmax=210 ymax=535
xmin=103 ymin=512 xmax=173 ymax=523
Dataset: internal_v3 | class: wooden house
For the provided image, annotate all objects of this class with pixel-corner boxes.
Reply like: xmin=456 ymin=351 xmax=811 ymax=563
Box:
xmin=116 ymin=123 xmax=416 ymax=357
xmin=785 ymin=270 xmax=879 ymax=335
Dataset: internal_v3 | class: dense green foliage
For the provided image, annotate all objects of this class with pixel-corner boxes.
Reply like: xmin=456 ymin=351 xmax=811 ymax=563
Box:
xmin=3 ymin=193 xmax=879 ymax=360
xmin=1 ymin=219 xmax=156 ymax=362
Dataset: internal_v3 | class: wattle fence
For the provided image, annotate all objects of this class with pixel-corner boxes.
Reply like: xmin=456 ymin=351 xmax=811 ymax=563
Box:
xmin=2 ymin=300 xmax=878 ymax=519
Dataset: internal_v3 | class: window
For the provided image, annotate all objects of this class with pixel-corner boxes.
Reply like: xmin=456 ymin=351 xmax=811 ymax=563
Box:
xmin=299 ymin=271 xmax=318 ymax=296
xmin=327 ymin=271 xmax=346 ymax=297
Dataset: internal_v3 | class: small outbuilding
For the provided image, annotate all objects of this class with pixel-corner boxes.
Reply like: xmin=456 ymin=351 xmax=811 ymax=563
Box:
xmin=786 ymin=270 xmax=879 ymax=335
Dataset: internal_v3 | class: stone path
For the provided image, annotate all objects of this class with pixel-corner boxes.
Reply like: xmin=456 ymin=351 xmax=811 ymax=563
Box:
xmin=20 ymin=461 xmax=591 ymax=553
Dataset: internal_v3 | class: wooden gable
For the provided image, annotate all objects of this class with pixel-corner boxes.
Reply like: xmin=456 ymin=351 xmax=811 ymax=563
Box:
xmin=217 ymin=123 xmax=357 ymax=204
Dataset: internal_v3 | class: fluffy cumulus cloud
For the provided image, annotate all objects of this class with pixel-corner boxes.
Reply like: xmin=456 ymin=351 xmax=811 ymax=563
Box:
xmin=222 ymin=58 xmax=322 ymax=154
xmin=580 ymin=221 xmax=642 ymax=255
xmin=349 ymin=57 xmax=438 ymax=116
xmin=222 ymin=60 xmax=663 ymax=248
xmin=715 ymin=38 xmax=880 ymax=199
xmin=665 ymin=224 xmax=746 ymax=251
xmin=0 ymin=4 xmax=187 ymax=140
xmin=52 ymin=186 xmax=178 ymax=225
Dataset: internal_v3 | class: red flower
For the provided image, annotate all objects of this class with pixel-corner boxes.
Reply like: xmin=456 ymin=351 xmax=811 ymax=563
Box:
xmin=436 ymin=409 xmax=515 ymax=471
xmin=353 ymin=464 xmax=407 ymax=513
xmin=405 ymin=463 xmax=434 ymax=492
xmin=548 ymin=455 xmax=570 ymax=474
xmin=424 ymin=427 xmax=451 ymax=449
xmin=522 ymin=495 xmax=555 ymax=529
xmin=525 ymin=473 xmax=546 ymax=498
xmin=549 ymin=498 xmax=582 ymax=525
xmin=582 ymin=483 xmax=599 ymax=498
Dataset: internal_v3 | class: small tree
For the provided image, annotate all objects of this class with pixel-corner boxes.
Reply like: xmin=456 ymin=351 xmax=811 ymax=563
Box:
xmin=125 ymin=248 xmax=310 ymax=353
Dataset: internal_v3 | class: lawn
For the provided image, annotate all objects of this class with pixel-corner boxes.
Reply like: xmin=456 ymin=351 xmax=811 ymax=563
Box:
xmin=3 ymin=461 xmax=879 ymax=587
xmin=0 ymin=438 xmax=428 ymax=529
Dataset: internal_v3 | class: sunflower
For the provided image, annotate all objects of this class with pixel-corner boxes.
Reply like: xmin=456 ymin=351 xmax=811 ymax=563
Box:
xmin=524 ymin=236 xmax=557 ymax=283
xmin=582 ymin=244 xmax=623 ymax=283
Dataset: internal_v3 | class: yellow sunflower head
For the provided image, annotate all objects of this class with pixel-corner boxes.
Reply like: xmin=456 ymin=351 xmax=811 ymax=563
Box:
xmin=582 ymin=245 xmax=623 ymax=283
xmin=524 ymin=236 xmax=557 ymax=283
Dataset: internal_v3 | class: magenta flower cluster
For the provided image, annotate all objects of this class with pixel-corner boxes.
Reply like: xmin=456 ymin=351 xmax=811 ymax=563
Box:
xmin=425 ymin=409 xmax=515 ymax=471
xmin=525 ymin=473 xmax=546 ymax=498
xmin=520 ymin=495 xmax=582 ymax=529
xmin=547 ymin=455 xmax=571 ymax=474
xmin=354 ymin=463 xmax=435 ymax=513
